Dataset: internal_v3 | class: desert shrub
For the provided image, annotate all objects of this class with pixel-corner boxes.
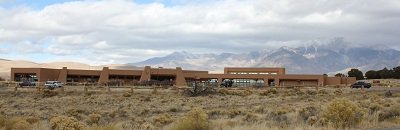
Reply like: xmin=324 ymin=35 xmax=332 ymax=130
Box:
xmin=0 ymin=115 xmax=5 ymax=126
xmin=86 ymin=114 xmax=102 ymax=125
xmin=385 ymin=90 xmax=393 ymax=97
xmin=49 ymin=116 xmax=86 ymax=130
xmin=66 ymin=108 xmax=86 ymax=118
xmin=318 ymin=89 xmax=329 ymax=95
xmin=153 ymin=114 xmax=173 ymax=126
xmin=293 ymin=87 xmax=305 ymax=95
xmin=393 ymin=93 xmax=400 ymax=97
xmin=254 ymin=106 xmax=267 ymax=114
xmin=25 ymin=116 xmax=40 ymax=124
xmin=122 ymin=92 xmax=131 ymax=97
xmin=208 ymin=110 xmax=222 ymax=119
xmin=42 ymin=90 xmax=58 ymax=98
xmin=368 ymin=103 xmax=383 ymax=115
xmin=284 ymin=88 xmax=304 ymax=96
xmin=227 ymin=109 xmax=242 ymax=118
xmin=0 ymin=82 xmax=6 ymax=87
xmin=317 ymin=117 xmax=328 ymax=126
xmin=321 ymin=99 xmax=365 ymax=129
xmin=171 ymin=108 xmax=212 ymax=130
xmin=270 ymin=106 xmax=294 ymax=117
xmin=334 ymin=89 xmax=343 ymax=95
xmin=183 ymin=85 xmax=215 ymax=97
xmin=217 ymin=89 xmax=251 ymax=96
xmin=152 ymin=88 xmax=158 ymax=95
xmin=307 ymin=116 xmax=317 ymax=126
xmin=242 ymin=112 xmax=258 ymax=122
xmin=298 ymin=106 xmax=318 ymax=122
xmin=217 ymin=89 xmax=229 ymax=95
xmin=240 ymin=89 xmax=253 ymax=96
xmin=0 ymin=117 xmax=32 ymax=130
xmin=169 ymin=107 xmax=178 ymax=112
xmin=86 ymin=124 xmax=119 ymax=130
xmin=260 ymin=88 xmax=277 ymax=96
xmin=141 ymin=122 xmax=155 ymax=130
xmin=272 ymin=114 xmax=289 ymax=127
xmin=378 ymin=104 xmax=400 ymax=121
xmin=233 ymin=89 xmax=253 ymax=96
xmin=269 ymin=107 xmax=294 ymax=127
xmin=306 ymin=90 xmax=317 ymax=95
xmin=141 ymin=96 xmax=151 ymax=102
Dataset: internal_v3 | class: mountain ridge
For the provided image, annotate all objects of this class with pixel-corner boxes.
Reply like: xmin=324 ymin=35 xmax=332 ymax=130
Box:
xmin=130 ymin=44 xmax=400 ymax=75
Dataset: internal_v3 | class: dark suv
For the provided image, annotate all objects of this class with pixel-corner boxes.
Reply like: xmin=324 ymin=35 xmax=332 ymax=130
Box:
xmin=220 ymin=80 xmax=234 ymax=87
xmin=351 ymin=82 xmax=371 ymax=89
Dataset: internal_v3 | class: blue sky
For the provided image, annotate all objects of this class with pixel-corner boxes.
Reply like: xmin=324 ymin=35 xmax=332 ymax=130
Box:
xmin=1 ymin=0 xmax=76 ymax=9
xmin=0 ymin=0 xmax=399 ymax=65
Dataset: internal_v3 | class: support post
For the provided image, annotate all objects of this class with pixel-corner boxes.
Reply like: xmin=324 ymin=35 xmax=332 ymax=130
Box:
xmin=275 ymin=78 xmax=280 ymax=88
xmin=217 ymin=78 xmax=223 ymax=88
xmin=263 ymin=78 xmax=269 ymax=88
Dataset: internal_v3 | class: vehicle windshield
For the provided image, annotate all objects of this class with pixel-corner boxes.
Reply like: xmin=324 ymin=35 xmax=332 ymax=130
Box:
xmin=46 ymin=81 xmax=54 ymax=84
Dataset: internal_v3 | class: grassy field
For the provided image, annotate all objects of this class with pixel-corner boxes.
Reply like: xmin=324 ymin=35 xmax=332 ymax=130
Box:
xmin=0 ymin=84 xmax=400 ymax=130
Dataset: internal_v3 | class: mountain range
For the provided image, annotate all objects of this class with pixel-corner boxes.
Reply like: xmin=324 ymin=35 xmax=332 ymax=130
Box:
xmin=130 ymin=44 xmax=400 ymax=75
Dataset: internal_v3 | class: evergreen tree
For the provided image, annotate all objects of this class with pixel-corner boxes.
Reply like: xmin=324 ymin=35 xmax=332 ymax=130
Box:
xmin=378 ymin=67 xmax=392 ymax=79
xmin=348 ymin=69 xmax=364 ymax=80
xmin=392 ymin=66 xmax=400 ymax=79
xmin=335 ymin=73 xmax=345 ymax=77
xmin=365 ymin=70 xmax=379 ymax=79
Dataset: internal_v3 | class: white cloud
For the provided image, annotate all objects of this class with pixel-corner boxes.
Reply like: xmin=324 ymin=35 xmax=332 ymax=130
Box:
xmin=93 ymin=41 xmax=111 ymax=49
xmin=0 ymin=0 xmax=399 ymax=64
xmin=298 ymin=10 xmax=343 ymax=24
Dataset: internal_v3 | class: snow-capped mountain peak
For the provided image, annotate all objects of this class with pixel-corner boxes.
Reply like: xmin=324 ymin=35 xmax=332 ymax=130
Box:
xmin=130 ymin=44 xmax=400 ymax=74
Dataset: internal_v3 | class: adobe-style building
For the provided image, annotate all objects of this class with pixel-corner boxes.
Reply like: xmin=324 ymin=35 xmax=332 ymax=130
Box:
xmin=10 ymin=66 xmax=356 ymax=87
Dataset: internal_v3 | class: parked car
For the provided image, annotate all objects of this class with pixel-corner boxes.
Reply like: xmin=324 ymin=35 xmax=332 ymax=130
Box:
xmin=220 ymin=80 xmax=234 ymax=87
xmin=44 ymin=81 xmax=63 ymax=90
xmin=18 ymin=81 xmax=36 ymax=87
xmin=351 ymin=81 xmax=371 ymax=88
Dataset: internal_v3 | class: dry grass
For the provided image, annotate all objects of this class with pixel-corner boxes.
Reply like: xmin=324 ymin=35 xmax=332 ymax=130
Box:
xmin=0 ymin=86 xmax=400 ymax=130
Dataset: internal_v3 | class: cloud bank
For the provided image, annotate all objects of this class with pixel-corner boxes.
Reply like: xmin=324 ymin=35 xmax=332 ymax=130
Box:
xmin=0 ymin=0 xmax=399 ymax=64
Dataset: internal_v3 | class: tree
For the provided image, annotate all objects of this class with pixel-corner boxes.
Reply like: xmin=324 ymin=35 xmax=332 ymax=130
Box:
xmin=0 ymin=76 xmax=4 ymax=81
xmin=335 ymin=73 xmax=345 ymax=77
xmin=365 ymin=70 xmax=380 ymax=79
xmin=392 ymin=66 xmax=400 ymax=79
xmin=348 ymin=69 xmax=364 ymax=80
xmin=378 ymin=67 xmax=393 ymax=79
